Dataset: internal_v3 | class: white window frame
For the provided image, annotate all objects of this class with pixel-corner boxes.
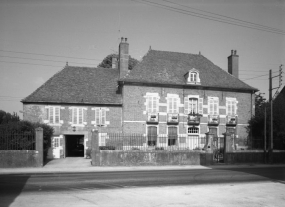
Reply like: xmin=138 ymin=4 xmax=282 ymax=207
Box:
xmin=145 ymin=93 xmax=159 ymax=113
xmin=95 ymin=108 xmax=106 ymax=126
xmin=44 ymin=106 xmax=61 ymax=125
xmin=167 ymin=94 xmax=179 ymax=113
xmin=187 ymin=68 xmax=201 ymax=84
xmin=69 ymin=107 xmax=87 ymax=126
xmin=208 ymin=97 xmax=219 ymax=115
xmin=226 ymin=98 xmax=238 ymax=116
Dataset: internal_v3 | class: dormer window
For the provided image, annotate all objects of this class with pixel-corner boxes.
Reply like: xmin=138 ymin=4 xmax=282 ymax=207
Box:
xmin=185 ymin=68 xmax=201 ymax=85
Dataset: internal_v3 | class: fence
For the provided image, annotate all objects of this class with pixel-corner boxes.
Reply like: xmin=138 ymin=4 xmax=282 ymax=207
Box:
xmin=0 ymin=131 xmax=35 ymax=150
xmin=248 ymin=139 xmax=285 ymax=150
xmin=98 ymin=133 xmax=208 ymax=151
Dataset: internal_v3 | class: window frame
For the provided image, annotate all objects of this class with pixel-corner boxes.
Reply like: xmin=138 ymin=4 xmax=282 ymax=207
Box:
xmin=95 ymin=108 xmax=106 ymax=126
xmin=167 ymin=95 xmax=179 ymax=114
xmin=208 ymin=97 xmax=219 ymax=115
xmin=45 ymin=106 xmax=60 ymax=125
xmin=226 ymin=98 xmax=237 ymax=116
xmin=146 ymin=93 xmax=159 ymax=113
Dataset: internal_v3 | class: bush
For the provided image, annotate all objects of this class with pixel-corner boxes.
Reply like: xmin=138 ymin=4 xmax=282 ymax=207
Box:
xmin=155 ymin=147 xmax=164 ymax=150
xmin=0 ymin=120 xmax=54 ymax=160
xmin=99 ymin=146 xmax=115 ymax=150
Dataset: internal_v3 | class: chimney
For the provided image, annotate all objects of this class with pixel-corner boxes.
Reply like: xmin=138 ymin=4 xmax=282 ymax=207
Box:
xmin=228 ymin=50 xmax=239 ymax=78
xmin=112 ymin=57 xmax=117 ymax=69
xmin=119 ymin=37 xmax=129 ymax=78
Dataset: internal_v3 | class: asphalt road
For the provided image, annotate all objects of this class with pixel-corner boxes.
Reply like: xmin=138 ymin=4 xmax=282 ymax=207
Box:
xmin=0 ymin=166 xmax=284 ymax=195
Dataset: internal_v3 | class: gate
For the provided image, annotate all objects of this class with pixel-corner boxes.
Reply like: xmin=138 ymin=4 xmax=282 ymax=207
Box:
xmin=213 ymin=136 xmax=224 ymax=163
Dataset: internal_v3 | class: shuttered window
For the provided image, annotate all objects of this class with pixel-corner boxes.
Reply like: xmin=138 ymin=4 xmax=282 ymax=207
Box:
xmin=45 ymin=106 xmax=60 ymax=124
xmin=184 ymin=97 xmax=203 ymax=115
xmin=168 ymin=127 xmax=177 ymax=146
xmin=70 ymin=108 xmax=86 ymax=125
xmin=95 ymin=108 xmax=106 ymax=126
xmin=189 ymin=98 xmax=198 ymax=114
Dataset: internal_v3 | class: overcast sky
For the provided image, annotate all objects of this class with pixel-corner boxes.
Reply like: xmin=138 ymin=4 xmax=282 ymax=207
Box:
xmin=0 ymin=0 xmax=284 ymax=118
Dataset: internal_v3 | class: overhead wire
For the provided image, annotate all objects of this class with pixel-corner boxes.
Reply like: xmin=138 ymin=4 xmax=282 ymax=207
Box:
xmin=162 ymin=0 xmax=285 ymax=34
xmin=131 ymin=0 xmax=285 ymax=35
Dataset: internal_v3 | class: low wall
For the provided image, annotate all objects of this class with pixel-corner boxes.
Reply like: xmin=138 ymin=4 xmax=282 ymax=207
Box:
xmin=0 ymin=150 xmax=42 ymax=168
xmin=271 ymin=150 xmax=285 ymax=163
xmin=99 ymin=150 xmax=213 ymax=166
xmin=224 ymin=150 xmax=264 ymax=164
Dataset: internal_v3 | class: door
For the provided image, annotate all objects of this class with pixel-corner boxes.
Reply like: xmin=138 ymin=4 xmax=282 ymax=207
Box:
xmin=52 ymin=136 xmax=63 ymax=158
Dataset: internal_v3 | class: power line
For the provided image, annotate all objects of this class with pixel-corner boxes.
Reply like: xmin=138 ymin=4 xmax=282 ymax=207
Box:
xmin=0 ymin=49 xmax=102 ymax=61
xmin=0 ymin=60 xmax=63 ymax=68
xmin=0 ymin=55 xmax=98 ymax=66
xmin=242 ymin=74 xmax=269 ymax=81
xmin=131 ymin=0 xmax=285 ymax=35
xmin=162 ymin=0 xmax=285 ymax=34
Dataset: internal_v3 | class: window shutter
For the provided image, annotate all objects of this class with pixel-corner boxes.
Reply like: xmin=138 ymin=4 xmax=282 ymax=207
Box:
xmin=95 ymin=108 xmax=100 ymax=125
xmin=49 ymin=107 xmax=54 ymax=124
xmin=73 ymin=108 xmax=77 ymax=124
xmin=233 ymin=101 xmax=237 ymax=115
xmin=147 ymin=97 xmax=151 ymax=113
xmin=78 ymin=108 xmax=83 ymax=124
xmin=168 ymin=98 xmax=172 ymax=113
xmin=184 ymin=97 xmax=189 ymax=114
xmin=55 ymin=107 xmax=60 ymax=124
xmin=69 ymin=108 xmax=72 ymax=124
xmin=153 ymin=97 xmax=158 ymax=113
xmin=198 ymin=98 xmax=203 ymax=114
xmin=83 ymin=108 xmax=87 ymax=125
xmin=173 ymin=98 xmax=178 ymax=113
xmin=214 ymin=99 xmax=218 ymax=115
xmin=101 ymin=109 xmax=106 ymax=125
xmin=168 ymin=127 xmax=178 ymax=139
xmin=44 ymin=107 xmax=49 ymax=122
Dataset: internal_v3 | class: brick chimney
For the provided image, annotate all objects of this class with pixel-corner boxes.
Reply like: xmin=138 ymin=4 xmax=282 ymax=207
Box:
xmin=228 ymin=50 xmax=239 ymax=78
xmin=119 ymin=37 xmax=129 ymax=78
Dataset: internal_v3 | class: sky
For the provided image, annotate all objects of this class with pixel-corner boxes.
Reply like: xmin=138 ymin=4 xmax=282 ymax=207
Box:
xmin=0 ymin=0 xmax=285 ymax=118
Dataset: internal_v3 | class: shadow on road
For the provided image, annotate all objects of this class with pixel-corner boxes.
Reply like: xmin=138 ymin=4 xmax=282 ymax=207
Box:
xmin=0 ymin=174 xmax=30 ymax=207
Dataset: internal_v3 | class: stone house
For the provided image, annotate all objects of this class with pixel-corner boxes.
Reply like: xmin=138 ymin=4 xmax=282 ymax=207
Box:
xmin=22 ymin=37 xmax=258 ymax=159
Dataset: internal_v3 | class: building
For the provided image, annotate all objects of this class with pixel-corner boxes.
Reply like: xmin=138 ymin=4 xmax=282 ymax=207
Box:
xmin=22 ymin=38 xmax=258 ymax=158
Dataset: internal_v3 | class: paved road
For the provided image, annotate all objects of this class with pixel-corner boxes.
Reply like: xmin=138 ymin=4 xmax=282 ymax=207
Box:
xmin=1 ymin=166 xmax=284 ymax=194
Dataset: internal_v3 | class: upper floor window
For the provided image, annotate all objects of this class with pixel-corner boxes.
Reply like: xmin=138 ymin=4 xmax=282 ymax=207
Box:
xmin=226 ymin=98 xmax=237 ymax=116
xmin=69 ymin=107 xmax=87 ymax=125
xmin=167 ymin=95 xmax=179 ymax=113
xmin=95 ymin=108 xmax=106 ymax=126
xmin=146 ymin=93 xmax=159 ymax=113
xmin=44 ymin=106 xmax=60 ymax=124
xmin=208 ymin=97 xmax=219 ymax=115
xmin=186 ymin=68 xmax=201 ymax=85
xmin=184 ymin=96 xmax=203 ymax=114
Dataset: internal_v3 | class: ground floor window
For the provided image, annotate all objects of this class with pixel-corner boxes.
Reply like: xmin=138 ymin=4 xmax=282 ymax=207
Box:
xmin=147 ymin=126 xmax=157 ymax=146
xmin=168 ymin=127 xmax=178 ymax=146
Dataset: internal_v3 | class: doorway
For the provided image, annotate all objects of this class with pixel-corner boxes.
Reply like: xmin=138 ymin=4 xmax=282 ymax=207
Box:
xmin=65 ymin=135 xmax=84 ymax=157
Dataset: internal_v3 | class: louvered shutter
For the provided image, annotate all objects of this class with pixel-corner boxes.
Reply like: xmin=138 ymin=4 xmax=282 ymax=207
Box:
xmin=233 ymin=100 xmax=237 ymax=115
xmin=173 ymin=98 xmax=178 ymax=113
xmin=214 ymin=99 xmax=218 ymax=115
xmin=184 ymin=97 xmax=189 ymax=114
xmin=95 ymin=108 xmax=100 ymax=125
xmin=55 ymin=107 xmax=60 ymax=124
xmin=198 ymin=98 xmax=203 ymax=115
xmin=83 ymin=108 xmax=87 ymax=125
xmin=147 ymin=97 xmax=151 ymax=113
xmin=49 ymin=107 xmax=54 ymax=124
xmin=73 ymin=108 xmax=77 ymax=124
xmin=44 ymin=107 xmax=49 ymax=123
xmin=168 ymin=127 xmax=178 ymax=139
xmin=69 ymin=108 xmax=72 ymax=124
xmin=101 ymin=109 xmax=106 ymax=125
xmin=168 ymin=97 xmax=172 ymax=113
xmin=78 ymin=108 xmax=83 ymax=124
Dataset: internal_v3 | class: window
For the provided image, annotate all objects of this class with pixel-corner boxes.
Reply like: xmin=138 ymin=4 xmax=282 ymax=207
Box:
xmin=168 ymin=97 xmax=178 ymax=113
xmin=190 ymin=72 xmax=197 ymax=82
xmin=188 ymin=127 xmax=199 ymax=134
xmin=95 ymin=108 xmax=106 ymax=126
xmin=208 ymin=98 xmax=219 ymax=115
xmin=168 ymin=127 xmax=177 ymax=146
xmin=147 ymin=126 xmax=157 ymax=146
xmin=186 ymin=68 xmax=200 ymax=84
xmin=69 ymin=107 xmax=87 ymax=125
xmin=45 ymin=106 xmax=60 ymax=124
xmin=146 ymin=96 xmax=159 ymax=113
xmin=71 ymin=108 xmax=84 ymax=125
xmin=184 ymin=96 xmax=203 ymax=115
xmin=54 ymin=138 xmax=59 ymax=148
xmin=226 ymin=98 xmax=237 ymax=115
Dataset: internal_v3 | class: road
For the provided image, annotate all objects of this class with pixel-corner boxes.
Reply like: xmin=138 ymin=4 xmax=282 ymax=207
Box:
xmin=1 ymin=166 xmax=285 ymax=207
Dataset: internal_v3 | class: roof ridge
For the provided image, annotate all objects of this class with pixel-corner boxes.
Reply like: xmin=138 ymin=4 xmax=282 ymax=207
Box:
xmin=151 ymin=49 xmax=201 ymax=56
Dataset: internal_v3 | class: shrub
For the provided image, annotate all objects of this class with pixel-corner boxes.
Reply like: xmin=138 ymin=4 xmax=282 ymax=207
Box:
xmin=0 ymin=120 xmax=54 ymax=160
xmin=155 ymin=147 xmax=164 ymax=150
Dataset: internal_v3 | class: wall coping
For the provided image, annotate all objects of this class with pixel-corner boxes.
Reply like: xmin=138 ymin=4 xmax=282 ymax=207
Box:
xmin=231 ymin=150 xmax=264 ymax=153
xmin=0 ymin=150 xmax=38 ymax=154
xmin=100 ymin=150 xmax=207 ymax=153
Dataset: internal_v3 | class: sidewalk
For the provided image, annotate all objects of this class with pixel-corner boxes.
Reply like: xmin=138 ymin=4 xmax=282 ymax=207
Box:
xmin=1 ymin=157 xmax=284 ymax=175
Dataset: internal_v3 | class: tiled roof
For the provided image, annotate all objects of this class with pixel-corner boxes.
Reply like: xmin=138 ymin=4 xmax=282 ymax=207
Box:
xmin=122 ymin=50 xmax=258 ymax=91
xmin=22 ymin=66 xmax=122 ymax=105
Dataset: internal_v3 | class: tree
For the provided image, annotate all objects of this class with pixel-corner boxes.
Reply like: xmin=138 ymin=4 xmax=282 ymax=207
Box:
xmin=0 ymin=110 xmax=20 ymax=124
xmin=97 ymin=54 xmax=139 ymax=70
